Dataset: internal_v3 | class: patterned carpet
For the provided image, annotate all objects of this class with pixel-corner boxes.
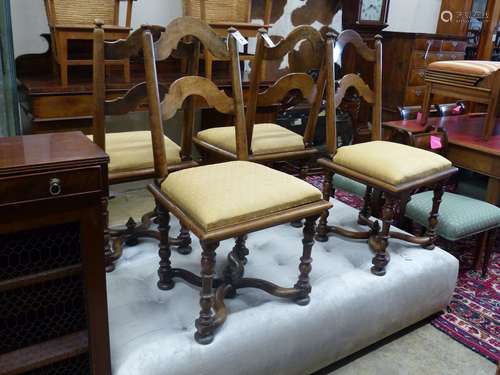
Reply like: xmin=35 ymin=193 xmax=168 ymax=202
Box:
xmin=306 ymin=176 xmax=499 ymax=363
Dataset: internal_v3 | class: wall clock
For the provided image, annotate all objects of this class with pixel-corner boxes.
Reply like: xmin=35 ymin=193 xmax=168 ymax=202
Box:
xmin=342 ymin=0 xmax=390 ymax=34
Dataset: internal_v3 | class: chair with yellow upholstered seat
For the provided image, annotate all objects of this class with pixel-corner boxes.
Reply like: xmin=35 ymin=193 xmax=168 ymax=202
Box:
xmin=93 ymin=22 xmax=199 ymax=271
xmin=193 ymin=26 xmax=331 ymax=169
xmin=315 ymin=30 xmax=458 ymax=276
xmin=142 ymin=25 xmax=331 ymax=344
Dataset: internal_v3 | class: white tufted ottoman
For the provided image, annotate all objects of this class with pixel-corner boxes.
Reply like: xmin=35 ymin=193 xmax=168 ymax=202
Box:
xmin=107 ymin=200 xmax=458 ymax=375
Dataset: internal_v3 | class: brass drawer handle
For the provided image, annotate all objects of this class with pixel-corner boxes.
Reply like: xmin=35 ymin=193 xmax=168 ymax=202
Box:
xmin=49 ymin=178 xmax=62 ymax=196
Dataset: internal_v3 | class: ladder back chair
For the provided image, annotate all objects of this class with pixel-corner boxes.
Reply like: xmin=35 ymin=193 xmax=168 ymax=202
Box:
xmin=194 ymin=26 xmax=333 ymax=168
xmin=316 ymin=30 xmax=458 ymax=276
xmin=182 ymin=0 xmax=273 ymax=78
xmin=93 ymin=21 xmax=197 ymax=272
xmin=143 ymin=22 xmax=331 ymax=344
xmin=45 ymin=0 xmax=134 ymax=86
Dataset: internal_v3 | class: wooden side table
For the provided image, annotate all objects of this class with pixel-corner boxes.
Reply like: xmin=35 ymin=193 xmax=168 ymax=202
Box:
xmin=0 ymin=132 xmax=110 ymax=374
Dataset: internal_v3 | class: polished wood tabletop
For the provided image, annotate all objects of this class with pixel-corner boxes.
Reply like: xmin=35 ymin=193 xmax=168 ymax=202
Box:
xmin=383 ymin=114 xmax=500 ymax=205
xmin=0 ymin=131 xmax=109 ymax=175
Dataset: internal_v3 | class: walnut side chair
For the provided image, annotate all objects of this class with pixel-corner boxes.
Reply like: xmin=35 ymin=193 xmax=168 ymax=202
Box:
xmin=193 ymin=26 xmax=332 ymax=171
xmin=45 ymin=0 xmax=134 ymax=86
xmin=142 ymin=22 xmax=331 ymax=344
xmin=315 ymin=30 xmax=458 ymax=276
xmin=93 ymin=21 xmax=197 ymax=272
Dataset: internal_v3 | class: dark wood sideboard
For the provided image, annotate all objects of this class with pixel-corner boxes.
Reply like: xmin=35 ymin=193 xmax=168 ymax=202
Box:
xmin=0 ymin=132 xmax=111 ymax=374
xmin=381 ymin=31 xmax=467 ymax=121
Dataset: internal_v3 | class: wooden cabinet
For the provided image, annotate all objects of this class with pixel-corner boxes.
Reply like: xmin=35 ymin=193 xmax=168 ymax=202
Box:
xmin=0 ymin=132 xmax=110 ymax=374
xmin=381 ymin=31 xmax=467 ymax=120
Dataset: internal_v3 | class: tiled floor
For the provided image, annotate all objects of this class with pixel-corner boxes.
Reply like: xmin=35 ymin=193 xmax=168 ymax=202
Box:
xmin=108 ymin=180 xmax=497 ymax=375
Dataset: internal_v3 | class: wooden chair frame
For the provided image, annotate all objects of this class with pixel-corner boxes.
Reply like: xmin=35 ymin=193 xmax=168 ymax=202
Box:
xmin=143 ymin=22 xmax=331 ymax=344
xmin=93 ymin=22 xmax=198 ymax=271
xmin=315 ymin=30 xmax=458 ymax=276
xmin=183 ymin=0 xmax=273 ymax=78
xmin=420 ymin=69 xmax=500 ymax=140
xmin=45 ymin=0 xmax=134 ymax=86
xmin=193 ymin=26 xmax=333 ymax=167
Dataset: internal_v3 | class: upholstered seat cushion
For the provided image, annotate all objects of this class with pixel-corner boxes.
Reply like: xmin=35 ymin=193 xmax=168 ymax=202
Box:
xmin=428 ymin=60 xmax=500 ymax=77
xmin=406 ymin=191 xmax=500 ymax=241
xmin=89 ymin=131 xmax=181 ymax=174
xmin=333 ymin=141 xmax=452 ymax=186
xmin=332 ymin=174 xmax=366 ymax=197
xmin=161 ymin=161 xmax=322 ymax=231
xmin=196 ymin=123 xmax=305 ymax=155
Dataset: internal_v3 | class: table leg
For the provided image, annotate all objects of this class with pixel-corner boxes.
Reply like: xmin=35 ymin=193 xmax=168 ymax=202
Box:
xmin=486 ymin=177 xmax=500 ymax=206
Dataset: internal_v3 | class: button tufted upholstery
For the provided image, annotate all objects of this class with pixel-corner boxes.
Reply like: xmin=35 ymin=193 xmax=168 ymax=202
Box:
xmin=196 ymin=123 xmax=305 ymax=155
xmin=107 ymin=199 xmax=458 ymax=375
xmin=88 ymin=131 xmax=181 ymax=174
xmin=333 ymin=141 xmax=452 ymax=186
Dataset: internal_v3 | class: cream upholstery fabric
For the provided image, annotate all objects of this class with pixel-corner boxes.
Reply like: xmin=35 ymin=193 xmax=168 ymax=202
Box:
xmin=108 ymin=201 xmax=459 ymax=375
xmin=196 ymin=123 xmax=305 ymax=155
xmin=162 ymin=161 xmax=322 ymax=231
xmin=89 ymin=131 xmax=181 ymax=174
xmin=428 ymin=60 xmax=500 ymax=77
xmin=333 ymin=141 xmax=452 ymax=186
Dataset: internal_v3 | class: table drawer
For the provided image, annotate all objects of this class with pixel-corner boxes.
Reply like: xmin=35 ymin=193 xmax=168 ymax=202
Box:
xmin=412 ymin=51 xmax=464 ymax=69
xmin=0 ymin=167 xmax=103 ymax=206
xmin=415 ymin=38 xmax=442 ymax=52
xmin=441 ymin=40 xmax=467 ymax=52
xmin=408 ymin=69 xmax=426 ymax=86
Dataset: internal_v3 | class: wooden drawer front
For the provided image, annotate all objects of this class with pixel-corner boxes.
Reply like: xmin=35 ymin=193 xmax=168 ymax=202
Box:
xmin=415 ymin=38 xmax=442 ymax=51
xmin=404 ymin=86 xmax=426 ymax=105
xmin=409 ymin=69 xmax=426 ymax=86
xmin=442 ymin=40 xmax=467 ymax=52
xmin=427 ymin=51 xmax=464 ymax=64
xmin=412 ymin=51 xmax=464 ymax=68
xmin=32 ymin=95 xmax=93 ymax=119
xmin=0 ymin=167 xmax=102 ymax=206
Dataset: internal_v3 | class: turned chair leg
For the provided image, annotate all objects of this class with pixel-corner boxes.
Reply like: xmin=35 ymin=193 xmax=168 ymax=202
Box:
xmin=423 ymin=184 xmax=444 ymax=250
xmin=475 ymin=229 xmax=496 ymax=277
xmin=291 ymin=164 xmax=310 ymax=228
xmin=316 ymin=171 xmax=334 ymax=242
xmin=195 ymin=240 xmax=219 ymax=345
xmin=371 ymin=195 xmax=397 ymax=276
xmin=420 ymin=82 xmax=433 ymax=125
xmin=176 ymin=223 xmax=192 ymax=255
xmin=157 ymin=203 xmax=175 ymax=290
xmin=233 ymin=234 xmax=249 ymax=265
xmin=102 ymin=197 xmax=115 ymax=272
xmin=358 ymin=186 xmax=373 ymax=224
xmin=294 ymin=215 xmax=318 ymax=305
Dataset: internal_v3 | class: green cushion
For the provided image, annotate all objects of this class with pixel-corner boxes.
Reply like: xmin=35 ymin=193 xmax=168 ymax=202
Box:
xmin=332 ymin=175 xmax=366 ymax=197
xmin=405 ymin=191 xmax=500 ymax=241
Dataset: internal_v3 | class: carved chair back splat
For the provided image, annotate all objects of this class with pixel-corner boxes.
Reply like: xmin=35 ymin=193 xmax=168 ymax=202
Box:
xmin=328 ymin=29 xmax=383 ymax=156
xmin=143 ymin=19 xmax=248 ymax=181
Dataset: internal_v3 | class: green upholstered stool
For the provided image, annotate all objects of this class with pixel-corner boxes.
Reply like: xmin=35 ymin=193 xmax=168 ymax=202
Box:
xmin=332 ymin=175 xmax=366 ymax=197
xmin=406 ymin=191 xmax=500 ymax=276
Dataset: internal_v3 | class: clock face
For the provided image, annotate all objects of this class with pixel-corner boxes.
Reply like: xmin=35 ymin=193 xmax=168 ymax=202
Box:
xmin=360 ymin=0 xmax=384 ymax=22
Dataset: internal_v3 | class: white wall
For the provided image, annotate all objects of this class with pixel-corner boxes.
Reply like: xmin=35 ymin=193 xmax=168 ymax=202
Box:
xmin=10 ymin=0 xmax=440 ymax=58
xmin=11 ymin=0 xmax=183 ymax=57
xmin=386 ymin=0 xmax=441 ymax=33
